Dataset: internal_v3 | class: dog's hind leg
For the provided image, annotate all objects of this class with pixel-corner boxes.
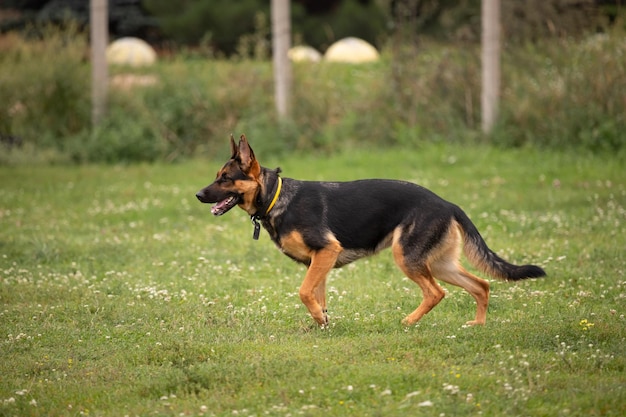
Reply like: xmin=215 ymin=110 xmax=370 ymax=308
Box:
xmin=299 ymin=241 xmax=341 ymax=326
xmin=428 ymin=224 xmax=490 ymax=325
xmin=400 ymin=269 xmax=446 ymax=326
xmin=392 ymin=237 xmax=445 ymax=325
xmin=431 ymin=261 xmax=490 ymax=325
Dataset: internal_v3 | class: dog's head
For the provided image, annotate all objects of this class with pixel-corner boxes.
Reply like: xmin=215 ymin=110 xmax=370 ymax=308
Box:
xmin=196 ymin=134 xmax=262 ymax=216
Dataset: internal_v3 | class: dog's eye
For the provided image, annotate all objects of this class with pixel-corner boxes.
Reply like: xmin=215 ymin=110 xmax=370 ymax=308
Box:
xmin=219 ymin=173 xmax=231 ymax=183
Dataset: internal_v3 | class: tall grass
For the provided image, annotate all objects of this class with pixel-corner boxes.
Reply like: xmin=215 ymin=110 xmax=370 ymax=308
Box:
xmin=0 ymin=27 xmax=90 ymax=152
xmin=496 ymin=33 xmax=626 ymax=152
xmin=1 ymin=27 xmax=625 ymax=163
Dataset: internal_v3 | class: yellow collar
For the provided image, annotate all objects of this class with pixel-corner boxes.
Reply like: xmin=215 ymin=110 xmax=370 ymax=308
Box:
xmin=265 ymin=176 xmax=282 ymax=215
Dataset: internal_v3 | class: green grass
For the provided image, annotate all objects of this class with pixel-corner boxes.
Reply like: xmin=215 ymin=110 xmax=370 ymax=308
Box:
xmin=1 ymin=144 xmax=625 ymax=416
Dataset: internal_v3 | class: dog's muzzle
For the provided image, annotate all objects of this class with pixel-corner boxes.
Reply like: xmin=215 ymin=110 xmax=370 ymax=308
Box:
xmin=196 ymin=190 xmax=240 ymax=216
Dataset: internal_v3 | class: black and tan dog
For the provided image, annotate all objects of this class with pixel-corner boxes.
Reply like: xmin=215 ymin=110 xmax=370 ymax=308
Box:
xmin=196 ymin=135 xmax=546 ymax=327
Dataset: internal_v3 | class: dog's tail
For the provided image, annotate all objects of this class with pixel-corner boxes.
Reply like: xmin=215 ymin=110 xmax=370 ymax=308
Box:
xmin=454 ymin=207 xmax=546 ymax=281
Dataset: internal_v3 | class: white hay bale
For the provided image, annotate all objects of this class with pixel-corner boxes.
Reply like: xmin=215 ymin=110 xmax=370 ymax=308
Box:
xmin=288 ymin=45 xmax=322 ymax=62
xmin=106 ymin=37 xmax=157 ymax=67
xmin=324 ymin=37 xmax=379 ymax=63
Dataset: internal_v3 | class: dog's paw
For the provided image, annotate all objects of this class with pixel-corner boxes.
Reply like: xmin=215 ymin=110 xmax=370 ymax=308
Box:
xmin=401 ymin=316 xmax=416 ymax=326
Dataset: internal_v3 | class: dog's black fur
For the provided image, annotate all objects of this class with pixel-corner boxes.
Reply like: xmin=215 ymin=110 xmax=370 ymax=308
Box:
xmin=196 ymin=135 xmax=546 ymax=326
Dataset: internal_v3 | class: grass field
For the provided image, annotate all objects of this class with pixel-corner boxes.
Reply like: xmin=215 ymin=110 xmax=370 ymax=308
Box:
xmin=1 ymin=144 xmax=625 ymax=416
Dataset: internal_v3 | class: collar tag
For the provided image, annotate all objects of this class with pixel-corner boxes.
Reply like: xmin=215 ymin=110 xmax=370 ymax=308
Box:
xmin=251 ymin=216 xmax=261 ymax=240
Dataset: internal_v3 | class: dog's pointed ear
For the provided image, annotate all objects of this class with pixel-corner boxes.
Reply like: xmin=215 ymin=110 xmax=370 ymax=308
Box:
xmin=238 ymin=134 xmax=261 ymax=178
xmin=229 ymin=134 xmax=238 ymax=159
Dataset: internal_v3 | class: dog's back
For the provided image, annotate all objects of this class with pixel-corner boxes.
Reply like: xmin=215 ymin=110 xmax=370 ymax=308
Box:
xmin=272 ymin=179 xmax=454 ymax=255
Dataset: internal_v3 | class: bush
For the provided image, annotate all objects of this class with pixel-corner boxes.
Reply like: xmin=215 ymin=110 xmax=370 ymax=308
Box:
xmin=64 ymin=59 xmax=274 ymax=163
xmin=292 ymin=0 xmax=387 ymax=51
xmin=1 ymin=25 xmax=625 ymax=164
xmin=0 ymin=26 xmax=90 ymax=149
xmin=66 ymin=103 xmax=167 ymax=164
xmin=144 ymin=0 xmax=387 ymax=55
xmin=493 ymin=31 xmax=626 ymax=152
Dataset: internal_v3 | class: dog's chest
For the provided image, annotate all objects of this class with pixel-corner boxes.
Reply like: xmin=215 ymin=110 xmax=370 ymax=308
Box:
xmin=276 ymin=230 xmax=313 ymax=265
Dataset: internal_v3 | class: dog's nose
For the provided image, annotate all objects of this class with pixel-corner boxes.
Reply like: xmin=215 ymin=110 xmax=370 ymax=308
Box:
xmin=195 ymin=192 xmax=204 ymax=201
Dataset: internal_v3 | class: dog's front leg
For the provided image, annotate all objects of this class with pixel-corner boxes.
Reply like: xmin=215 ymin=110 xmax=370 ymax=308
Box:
xmin=299 ymin=245 xmax=340 ymax=326
xmin=314 ymin=279 xmax=327 ymax=321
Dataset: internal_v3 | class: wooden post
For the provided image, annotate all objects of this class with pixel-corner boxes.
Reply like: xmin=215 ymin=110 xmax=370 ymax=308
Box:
xmin=91 ymin=0 xmax=108 ymax=126
xmin=481 ymin=0 xmax=500 ymax=134
xmin=271 ymin=0 xmax=292 ymax=119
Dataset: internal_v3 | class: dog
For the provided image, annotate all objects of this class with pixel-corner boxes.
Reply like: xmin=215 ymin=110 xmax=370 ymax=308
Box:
xmin=196 ymin=134 xmax=546 ymax=327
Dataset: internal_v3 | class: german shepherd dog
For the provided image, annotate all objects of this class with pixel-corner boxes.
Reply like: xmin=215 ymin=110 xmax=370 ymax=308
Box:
xmin=196 ymin=135 xmax=546 ymax=327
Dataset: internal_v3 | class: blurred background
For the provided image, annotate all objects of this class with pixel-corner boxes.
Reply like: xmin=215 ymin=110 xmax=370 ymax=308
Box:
xmin=1 ymin=0 xmax=624 ymax=163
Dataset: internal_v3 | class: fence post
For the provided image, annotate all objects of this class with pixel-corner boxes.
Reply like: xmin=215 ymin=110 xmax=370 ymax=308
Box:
xmin=481 ymin=0 xmax=500 ymax=134
xmin=271 ymin=0 xmax=292 ymax=119
xmin=90 ymin=0 xmax=108 ymax=127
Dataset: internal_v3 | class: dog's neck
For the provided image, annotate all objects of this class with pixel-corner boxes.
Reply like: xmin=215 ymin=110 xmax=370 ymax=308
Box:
xmin=250 ymin=168 xmax=282 ymax=240
xmin=254 ymin=168 xmax=282 ymax=217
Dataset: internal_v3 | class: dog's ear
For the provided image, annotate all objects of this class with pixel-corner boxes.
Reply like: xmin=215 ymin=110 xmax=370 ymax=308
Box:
xmin=238 ymin=134 xmax=261 ymax=178
xmin=229 ymin=134 xmax=238 ymax=159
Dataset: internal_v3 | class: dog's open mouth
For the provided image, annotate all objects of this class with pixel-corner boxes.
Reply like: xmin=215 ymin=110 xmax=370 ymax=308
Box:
xmin=211 ymin=195 xmax=239 ymax=216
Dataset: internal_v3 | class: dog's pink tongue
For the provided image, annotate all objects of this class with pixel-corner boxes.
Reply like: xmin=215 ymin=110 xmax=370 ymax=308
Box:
xmin=211 ymin=199 xmax=229 ymax=215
